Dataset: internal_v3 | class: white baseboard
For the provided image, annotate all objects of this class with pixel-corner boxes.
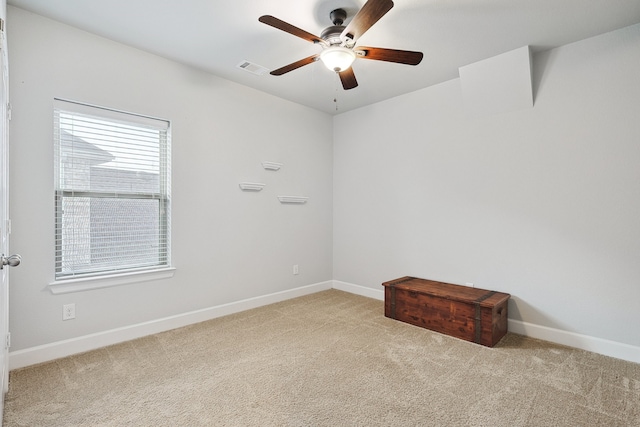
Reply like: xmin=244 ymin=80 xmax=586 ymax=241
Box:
xmin=333 ymin=280 xmax=639 ymax=364
xmin=332 ymin=280 xmax=384 ymax=300
xmin=10 ymin=280 xmax=640 ymax=369
xmin=508 ymin=319 xmax=639 ymax=364
xmin=9 ymin=281 xmax=332 ymax=370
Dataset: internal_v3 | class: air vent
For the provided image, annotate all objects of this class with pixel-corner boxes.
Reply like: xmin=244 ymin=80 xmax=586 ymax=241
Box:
xmin=237 ymin=60 xmax=269 ymax=76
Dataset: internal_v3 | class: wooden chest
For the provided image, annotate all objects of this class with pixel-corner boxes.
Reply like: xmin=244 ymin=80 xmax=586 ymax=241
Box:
xmin=382 ymin=276 xmax=510 ymax=347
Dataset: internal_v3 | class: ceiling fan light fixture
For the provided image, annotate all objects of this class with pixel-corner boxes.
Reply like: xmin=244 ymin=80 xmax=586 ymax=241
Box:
xmin=320 ymin=46 xmax=356 ymax=72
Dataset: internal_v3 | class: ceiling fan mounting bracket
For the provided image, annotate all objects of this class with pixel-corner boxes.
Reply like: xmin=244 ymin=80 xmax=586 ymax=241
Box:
xmin=343 ymin=35 xmax=356 ymax=48
xmin=329 ymin=9 xmax=347 ymax=26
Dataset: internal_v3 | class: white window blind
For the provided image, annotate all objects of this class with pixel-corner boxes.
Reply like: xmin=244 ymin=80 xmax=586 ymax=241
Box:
xmin=54 ymin=99 xmax=171 ymax=280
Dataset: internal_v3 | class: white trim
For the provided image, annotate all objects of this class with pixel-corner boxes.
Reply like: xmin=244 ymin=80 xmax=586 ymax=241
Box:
xmin=11 ymin=280 xmax=640 ymax=369
xmin=334 ymin=280 xmax=640 ymax=364
xmin=332 ymin=280 xmax=384 ymax=300
xmin=10 ymin=280 xmax=332 ymax=370
xmin=48 ymin=267 xmax=176 ymax=294
xmin=508 ymin=319 xmax=640 ymax=364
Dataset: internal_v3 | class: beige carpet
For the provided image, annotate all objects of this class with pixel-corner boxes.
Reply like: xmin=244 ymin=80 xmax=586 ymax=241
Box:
xmin=3 ymin=290 xmax=640 ymax=426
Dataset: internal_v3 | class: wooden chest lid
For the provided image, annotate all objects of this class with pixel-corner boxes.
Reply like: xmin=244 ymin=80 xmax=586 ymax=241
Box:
xmin=382 ymin=276 xmax=510 ymax=308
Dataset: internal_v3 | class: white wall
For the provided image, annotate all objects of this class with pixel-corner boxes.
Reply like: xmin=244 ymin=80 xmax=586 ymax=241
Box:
xmin=7 ymin=7 xmax=333 ymax=352
xmin=334 ymin=24 xmax=640 ymax=352
xmin=7 ymin=5 xmax=640 ymax=366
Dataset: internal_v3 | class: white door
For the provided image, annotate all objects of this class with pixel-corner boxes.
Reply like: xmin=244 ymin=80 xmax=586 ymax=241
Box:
xmin=0 ymin=3 xmax=20 ymax=419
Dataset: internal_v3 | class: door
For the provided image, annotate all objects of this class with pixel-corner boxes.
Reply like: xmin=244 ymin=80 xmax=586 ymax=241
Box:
xmin=0 ymin=7 xmax=7 ymax=409
xmin=0 ymin=3 xmax=20 ymax=418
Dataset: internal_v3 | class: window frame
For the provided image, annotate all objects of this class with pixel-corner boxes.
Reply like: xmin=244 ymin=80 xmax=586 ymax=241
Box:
xmin=49 ymin=99 xmax=174 ymax=294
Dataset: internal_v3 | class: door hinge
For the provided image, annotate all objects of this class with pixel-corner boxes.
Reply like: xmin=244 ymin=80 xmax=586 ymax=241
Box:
xmin=7 ymin=103 xmax=11 ymax=121
xmin=5 ymin=333 xmax=10 ymax=350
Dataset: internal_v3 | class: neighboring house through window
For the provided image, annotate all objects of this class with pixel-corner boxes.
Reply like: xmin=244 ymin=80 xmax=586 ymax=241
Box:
xmin=53 ymin=99 xmax=171 ymax=284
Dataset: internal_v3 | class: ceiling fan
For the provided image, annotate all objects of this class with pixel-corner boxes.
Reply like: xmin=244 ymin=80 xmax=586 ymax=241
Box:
xmin=258 ymin=0 xmax=423 ymax=90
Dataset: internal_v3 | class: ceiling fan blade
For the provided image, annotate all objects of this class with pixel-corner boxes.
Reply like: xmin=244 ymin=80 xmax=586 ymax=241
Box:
xmin=340 ymin=0 xmax=394 ymax=44
xmin=259 ymin=15 xmax=323 ymax=45
xmin=356 ymin=46 xmax=423 ymax=65
xmin=339 ymin=68 xmax=358 ymax=90
xmin=270 ymin=54 xmax=319 ymax=76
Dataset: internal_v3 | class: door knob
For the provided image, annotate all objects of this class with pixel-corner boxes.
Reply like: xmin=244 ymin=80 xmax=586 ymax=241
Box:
xmin=0 ymin=254 xmax=21 ymax=269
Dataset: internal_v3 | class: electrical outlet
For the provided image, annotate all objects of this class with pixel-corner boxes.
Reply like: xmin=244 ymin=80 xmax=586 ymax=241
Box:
xmin=465 ymin=282 xmax=475 ymax=288
xmin=293 ymin=264 xmax=299 ymax=275
xmin=63 ymin=303 xmax=76 ymax=320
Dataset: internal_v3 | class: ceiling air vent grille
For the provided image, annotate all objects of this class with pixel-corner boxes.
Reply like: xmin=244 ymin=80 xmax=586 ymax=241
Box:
xmin=237 ymin=60 xmax=269 ymax=76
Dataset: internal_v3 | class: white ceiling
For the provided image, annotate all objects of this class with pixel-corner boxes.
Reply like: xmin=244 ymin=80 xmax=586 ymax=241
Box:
xmin=7 ymin=0 xmax=640 ymax=115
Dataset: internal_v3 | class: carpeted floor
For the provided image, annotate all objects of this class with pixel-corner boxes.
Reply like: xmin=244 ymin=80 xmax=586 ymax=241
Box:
xmin=3 ymin=290 xmax=640 ymax=426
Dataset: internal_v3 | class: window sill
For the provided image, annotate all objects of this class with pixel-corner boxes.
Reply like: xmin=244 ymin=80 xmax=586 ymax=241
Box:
xmin=48 ymin=267 xmax=176 ymax=294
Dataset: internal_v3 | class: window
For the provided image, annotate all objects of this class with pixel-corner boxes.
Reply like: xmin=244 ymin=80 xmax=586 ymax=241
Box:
xmin=53 ymin=99 xmax=171 ymax=283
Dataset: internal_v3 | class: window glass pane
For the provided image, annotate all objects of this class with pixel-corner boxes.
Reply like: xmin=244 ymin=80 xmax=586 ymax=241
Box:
xmin=58 ymin=114 xmax=162 ymax=194
xmin=92 ymin=198 xmax=161 ymax=271
xmin=54 ymin=99 xmax=170 ymax=280
xmin=57 ymin=196 xmax=91 ymax=274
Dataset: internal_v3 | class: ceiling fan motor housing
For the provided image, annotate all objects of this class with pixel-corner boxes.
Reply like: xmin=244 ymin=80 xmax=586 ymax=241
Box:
xmin=321 ymin=9 xmax=348 ymax=45
xmin=321 ymin=25 xmax=346 ymax=45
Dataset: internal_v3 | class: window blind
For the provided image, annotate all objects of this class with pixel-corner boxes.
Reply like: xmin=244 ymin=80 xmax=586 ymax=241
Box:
xmin=53 ymin=99 xmax=171 ymax=279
